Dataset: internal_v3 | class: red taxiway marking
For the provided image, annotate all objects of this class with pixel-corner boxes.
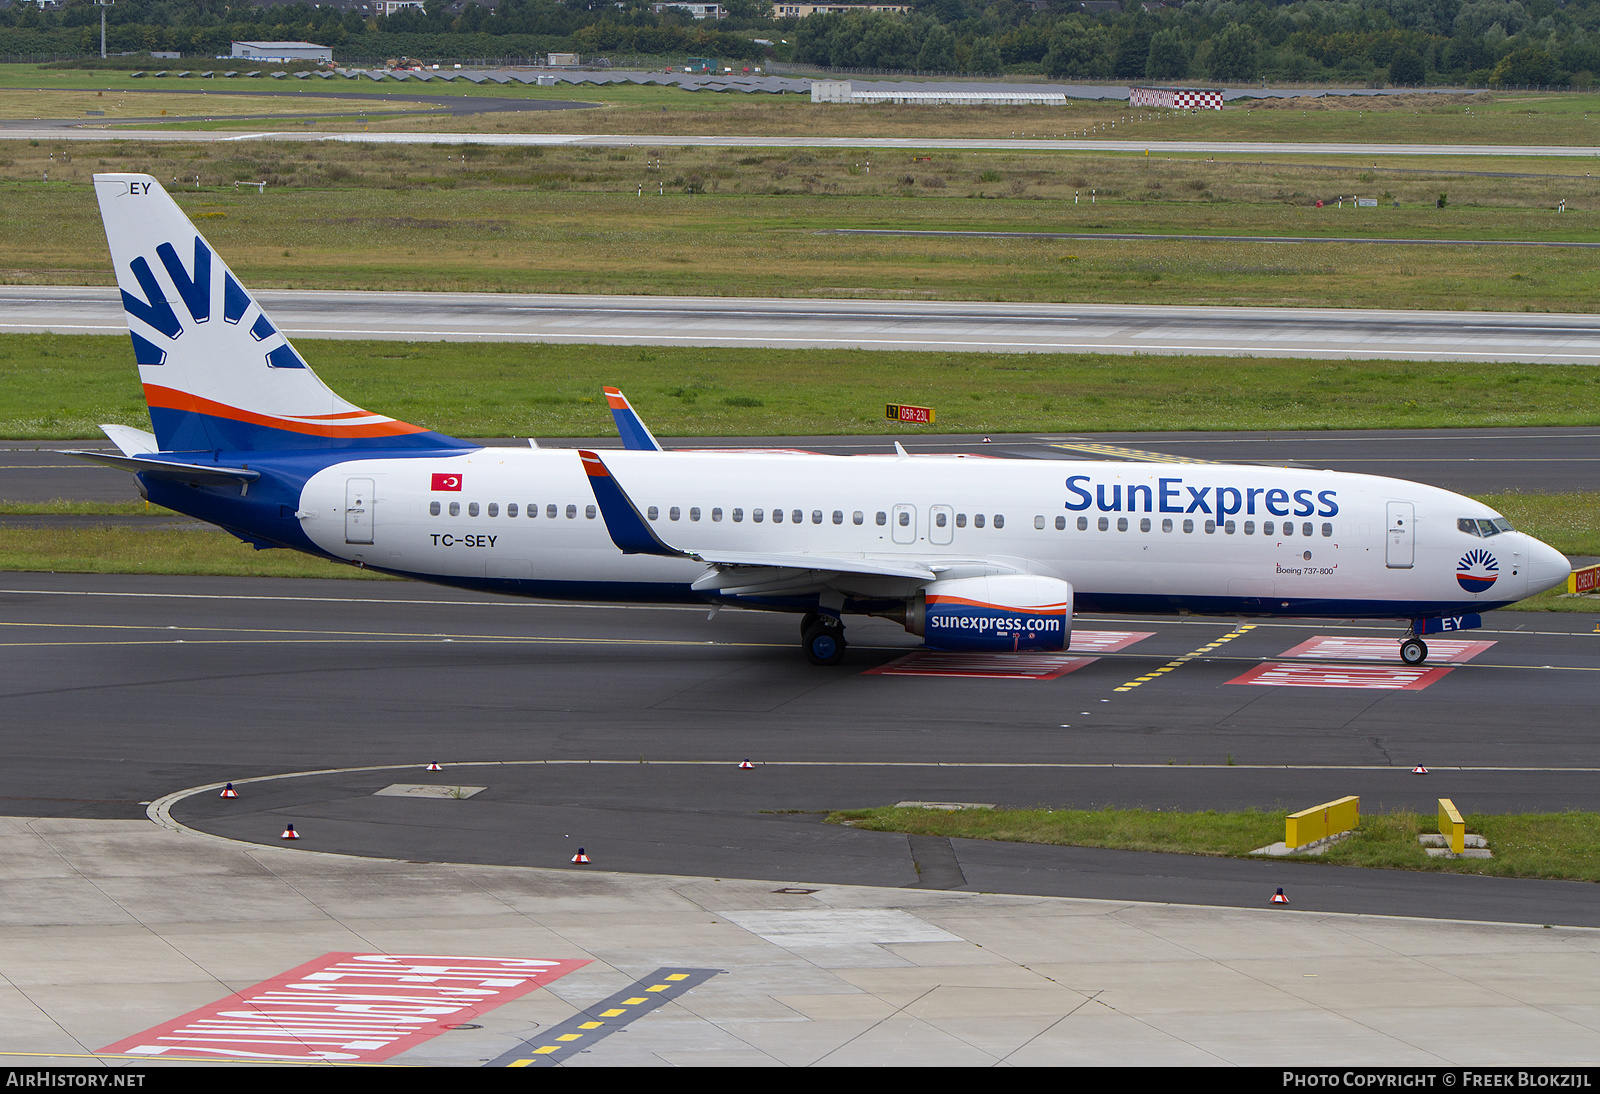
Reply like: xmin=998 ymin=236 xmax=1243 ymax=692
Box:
xmin=1228 ymin=661 xmax=1457 ymax=690
xmin=1276 ymin=635 xmax=1497 ymax=664
xmin=100 ymin=953 xmax=588 ymax=1063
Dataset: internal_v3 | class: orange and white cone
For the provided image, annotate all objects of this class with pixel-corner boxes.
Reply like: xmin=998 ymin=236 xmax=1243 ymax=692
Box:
xmin=220 ymin=783 xmax=237 ymax=798
xmin=1271 ymin=887 xmax=1288 ymax=905
xmin=571 ymin=848 xmax=590 ymax=864
xmin=739 ymin=759 xmax=754 ymax=770
xmin=281 ymin=824 xmax=299 ymax=840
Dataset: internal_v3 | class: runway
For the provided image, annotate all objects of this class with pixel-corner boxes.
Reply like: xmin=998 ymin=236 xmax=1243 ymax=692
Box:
xmin=9 ymin=127 xmax=1600 ymax=158
xmin=8 ymin=286 xmax=1600 ymax=363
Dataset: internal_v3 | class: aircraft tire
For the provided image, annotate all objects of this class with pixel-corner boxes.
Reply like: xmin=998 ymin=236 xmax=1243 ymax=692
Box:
xmin=1400 ymin=638 xmax=1428 ymax=665
xmin=803 ymin=620 xmax=846 ymax=666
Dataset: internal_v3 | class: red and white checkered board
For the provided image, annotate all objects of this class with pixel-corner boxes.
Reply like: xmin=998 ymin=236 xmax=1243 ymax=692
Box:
xmin=1173 ymin=90 xmax=1222 ymax=110
xmin=1228 ymin=662 xmax=1455 ymax=690
xmin=1277 ymin=636 xmax=1495 ymax=664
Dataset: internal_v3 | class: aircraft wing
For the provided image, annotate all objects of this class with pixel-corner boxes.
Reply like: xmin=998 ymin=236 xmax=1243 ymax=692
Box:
xmin=578 ymin=449 xmax=1016 ymax=597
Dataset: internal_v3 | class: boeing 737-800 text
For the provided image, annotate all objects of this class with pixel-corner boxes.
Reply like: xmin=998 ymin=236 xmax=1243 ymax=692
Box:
xmin=69 ymin=175 xmax=1571 ymax=665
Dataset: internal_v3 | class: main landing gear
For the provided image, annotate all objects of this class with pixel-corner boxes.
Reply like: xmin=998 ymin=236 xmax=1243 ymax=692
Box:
xmin=1400 ymin=636 xmax=1429 ymax=665
xmin=800 ymin=612 xmax=847 ymax=666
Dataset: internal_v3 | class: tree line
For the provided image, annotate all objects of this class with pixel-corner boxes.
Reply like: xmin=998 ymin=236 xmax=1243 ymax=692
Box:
xmin=4 ymin=0 xmax=1600 ymax=86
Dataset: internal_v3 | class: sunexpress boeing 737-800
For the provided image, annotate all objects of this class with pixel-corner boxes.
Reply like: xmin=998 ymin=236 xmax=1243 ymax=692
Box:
xmin=72 ymin=174 xmax=1572 ymax=665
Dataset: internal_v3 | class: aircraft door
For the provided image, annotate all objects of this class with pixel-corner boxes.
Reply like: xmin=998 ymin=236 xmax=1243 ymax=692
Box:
xmin=1385 ymin=501 xmax=1413 ymax=569
xmin=345 ymin=478 xmax=375 ymax=545
xmin=929 ymin=505 xmax=954 ymax=546
xmin=892 ymin=504 xmax=917 ymax=545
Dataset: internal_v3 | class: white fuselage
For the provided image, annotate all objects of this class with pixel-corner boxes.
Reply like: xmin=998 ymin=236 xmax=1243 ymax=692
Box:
xmin=295 ymin=449 xmax=1568 ymax=617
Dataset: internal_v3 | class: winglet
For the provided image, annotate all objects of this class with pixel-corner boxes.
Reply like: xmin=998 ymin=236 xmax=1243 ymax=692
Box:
xmin=578 ymin=450 xmax=683 ymax=557
xmin=604 ymin=387 xmax=664 ymax=452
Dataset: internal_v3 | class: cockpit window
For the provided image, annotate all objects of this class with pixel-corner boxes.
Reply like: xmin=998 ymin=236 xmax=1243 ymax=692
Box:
xmin=1461 ymin=517 xmax=1515 ymax=537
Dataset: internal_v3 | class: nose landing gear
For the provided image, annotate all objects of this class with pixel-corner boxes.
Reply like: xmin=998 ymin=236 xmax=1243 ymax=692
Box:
xmin=1400 ymin=636 xmax=1429 ymax=665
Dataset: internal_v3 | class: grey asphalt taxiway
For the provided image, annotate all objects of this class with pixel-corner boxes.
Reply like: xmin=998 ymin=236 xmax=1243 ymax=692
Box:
xmin=3 ymin=431 xmax=1599 ymax=1066
xmin=9 ymin=286 xmax=1600 ymax=363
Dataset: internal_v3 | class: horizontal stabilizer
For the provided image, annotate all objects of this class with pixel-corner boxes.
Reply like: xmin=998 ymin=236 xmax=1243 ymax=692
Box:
xmin=99 ymin=423 xmax=158 ymax=456
xmin=61 ymin=450 xmax=261 ymax=485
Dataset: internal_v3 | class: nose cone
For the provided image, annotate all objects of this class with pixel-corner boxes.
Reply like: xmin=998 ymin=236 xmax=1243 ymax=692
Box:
xmin=1524 ymin=536 xmax=1571 ymax=598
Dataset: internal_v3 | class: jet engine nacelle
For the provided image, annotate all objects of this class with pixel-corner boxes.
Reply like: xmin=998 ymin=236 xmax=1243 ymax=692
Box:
xmin=902 ymin=575 xmax=1073 ymax=653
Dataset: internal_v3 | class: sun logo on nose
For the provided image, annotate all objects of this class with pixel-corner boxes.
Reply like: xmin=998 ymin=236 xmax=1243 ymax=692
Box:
xmin=1457 ymin=548 xmax=1498 ymax=593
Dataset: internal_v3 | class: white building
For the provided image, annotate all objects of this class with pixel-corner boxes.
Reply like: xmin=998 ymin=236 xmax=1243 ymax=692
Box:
xmin=649 ymin=3 xmax=726 ymax=18
xmin=230 ymin=41 xmax=334 ymax=63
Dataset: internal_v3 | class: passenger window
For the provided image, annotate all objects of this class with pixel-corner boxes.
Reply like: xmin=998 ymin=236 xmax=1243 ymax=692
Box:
xmin=546 ymin=504 xmax=557 ymax=519
xmin=1283 ymin=522 xmax=1294 ymax=537
xmin=833 ymin=510 xmax=843 ymax=525
xmin=853 ymin=511 xmax=864 ymax=525
xmin=773 ymin=509 xmax=783 ymax=524
xmin=468 ymin=502 xmax=480 ymax=517
xmin=753 ymin=508 xmax=764 ymax=522
xmin=994 ymin=515 xmax=1004 ymax=529
xmin=1139 ymin=517 xmax=1151 ymax=533
xmin=429 ymin=501 xmax=440 ymax=516
xmin=956 ymin=513 xmax=967 ymax=528
xmin=1263 ymin=521 xmax=1275 ymax=536
xmin=528 ymin=504 xmax=536 ymax=517
xmin=732 ymin=508 xmax=743 ymax=522
xmin=1117 ymin=517 xmax=1128 ymax=532
xmin=1224 ymin=520 xmax=1235 ymax=534
xmin=1077 ymin=516 xmax=1088 ymax=531
xmin=1302 ymin=522 xmax=1313 ymax=537
xmin=1244 ymin=521 xmax=1255 ymax=535
xmin=792 ymin=510 xmax=803 ymax=524
xmin=1034 ymin=515 xmax=1045 ymax=530
xmin=670 ymin=506 xmax=681 ymax=521
xmin=897 ymin=511 xmax=910 ymax=526
xmin=974 ymin=514 xmax=986 ymax=529
xmin=812 ymin=510 xmax=822 ymax=524
xmin=876 ymin=512 xmax=887 ymax=526
xmin=1098 ymin=516 xmax=1109 ymax=532
xmin=566 ymin=504 xmax=577 ymax=519
xmin=586 ymin=505 xmax=596 ymax=519
xmin=938 ymin=512 xmax=949 ymax=528
xmin=487 ymin=503 xmax=498 ymax=517
xmin=450 ymin=501 xmax=460 ymax=516
xmin=1162 ymin=518 xmax=1173 ymax=533
xmin=507 ymin=504 xmax=518 ymax=517
xmin=1205 ymin=520 xmax=1215 ymax=534
xmin=1322 ymin=523 xmax=1333 ymax=537
xmin=1056 ymin=516 xmax=1066 ymax=530
xmin=1182 ymin=519 xmax=1194 ymax=533
xmin=690 ymin=507 xmax=701 ymax=521
xmin=648 ymin=506 xmax=659 ymax=520
xmin=712 ymin=508 xmax=722 ymax=522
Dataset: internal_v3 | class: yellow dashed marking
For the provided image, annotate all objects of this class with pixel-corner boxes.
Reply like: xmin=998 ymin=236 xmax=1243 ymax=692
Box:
xmin=1112 ymin=626 xmax=1256 ymax=692
xmin=623 ymin=996 xmax=648 ymax=1005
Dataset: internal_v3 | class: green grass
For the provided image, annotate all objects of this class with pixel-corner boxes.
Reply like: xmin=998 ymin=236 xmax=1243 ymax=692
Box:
xmin=6 ymin=136 xmax=1600 ymax=310
xmin=0 ymin=525 xmax=394 ymax=579
xmin=5 ymin=334 xmax=1600 ymax=441
xmin=831 ymin=805 xmax=1600 ymax=882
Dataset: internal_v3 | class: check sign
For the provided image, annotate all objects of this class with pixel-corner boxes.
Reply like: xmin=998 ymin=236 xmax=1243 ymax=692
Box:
xmin=885 ymin=403 xmax=935 ymax=424
xmin=431 ymin=473 xmax=462 ymax=491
